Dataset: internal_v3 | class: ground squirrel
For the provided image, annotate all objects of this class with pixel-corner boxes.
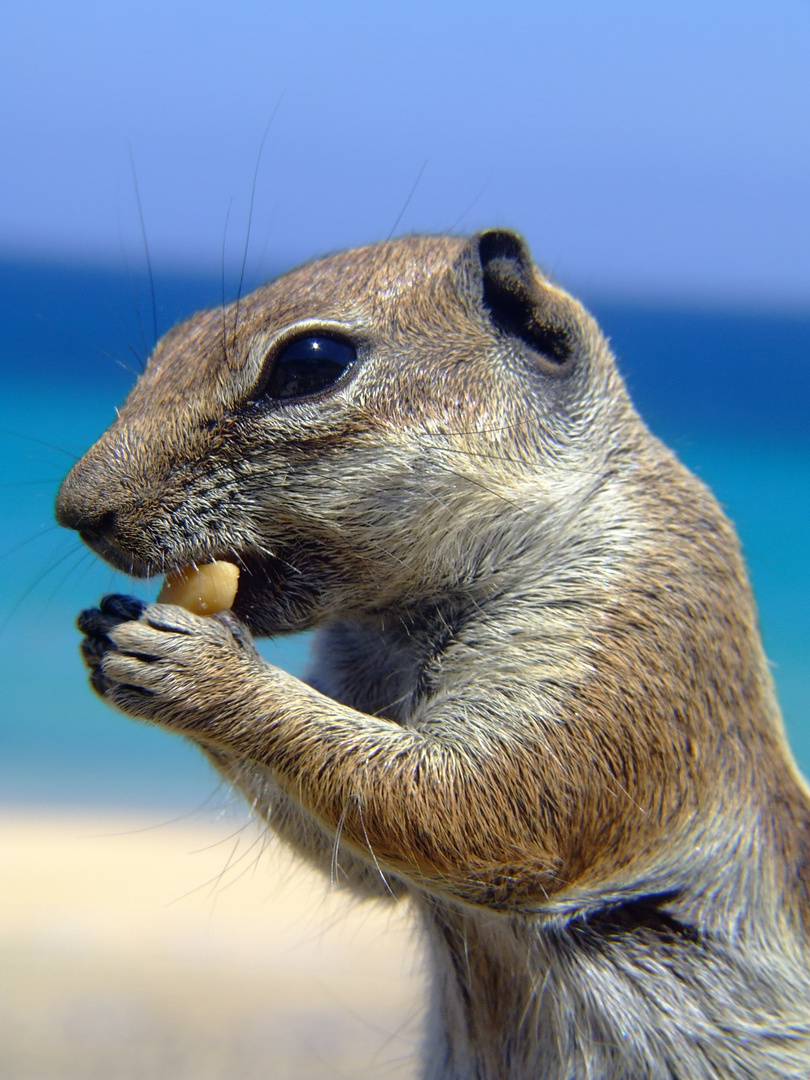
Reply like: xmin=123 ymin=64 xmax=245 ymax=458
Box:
xmin=56 ymin=231 xmax=810 ymax=1078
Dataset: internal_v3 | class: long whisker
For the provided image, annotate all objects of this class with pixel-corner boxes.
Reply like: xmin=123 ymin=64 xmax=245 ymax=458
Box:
xmin=114 ymin=344 xmax=142 ymax=376
xmin=331 ymin=801 xmax=351 ymax=887
xmin=1 ymin=543 xmax=87 ymax=632
xmin=163 ymin=820 xmax=269 ymax=905
xmin=356 ymin=797 xmax=397 ymax=900
xmin=417 ymin=438 xmax=527 ymax=467
xmin=221 ymin=197 xmax=233 ymax=361
xmin=398 ymin=470 xmax=494 ymax=552
xmin=128 ymin=142 xmax=158 ymax=349
xmin=427 ymin=458 xmax=527 ymax=514
xmin=0 ymin=477 xmax=63 ymax=489
xmin=0 ymin=428 xmax=79 ymax=461
xmin=117 ymin=221 xmax=148 ymax=369
xmin=316 ymin=473 xmax=407 ymax=570
xmin=81 ymin=784 xmax=237 ymax=836
xmin=39 ymin=546 xmax=97 ymax=615
xmin=413 ymin=421 xmax=528 ymax=438
xmin=1 ymin=523 xmax=61 ymax=560
xmin=449 ymin=171 xmax=494 ymax=233
xmin=202 ymin=826 xmax=273 ymax=901
xmin=252 ymin=198 xmax=281 ymax=284
xmin=417 ymin=438 xmax=601 ymax=477
xmin=387 ymin=159 xmax=427 ymax=241
xmin=233 ymin=95 xmax=284 ymax=334
xmin=185 ymin=813 xmax=256 ymax=855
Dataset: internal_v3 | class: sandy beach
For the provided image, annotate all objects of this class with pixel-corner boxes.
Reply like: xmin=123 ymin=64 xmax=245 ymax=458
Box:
xmin=1 ymin=808 xmax=422 ymax=1079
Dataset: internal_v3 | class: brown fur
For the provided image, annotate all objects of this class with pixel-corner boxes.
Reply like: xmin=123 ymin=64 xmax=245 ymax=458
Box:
xmin=57 ymin=231 xmax=810 ymax=1077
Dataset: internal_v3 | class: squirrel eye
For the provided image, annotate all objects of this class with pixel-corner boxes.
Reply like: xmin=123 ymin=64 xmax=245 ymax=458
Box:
xmin=262 ymin=334 xmax=357 ymax=400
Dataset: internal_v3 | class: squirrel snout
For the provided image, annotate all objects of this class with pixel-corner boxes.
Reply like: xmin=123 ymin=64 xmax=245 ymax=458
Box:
xmin=56 ymin=472 xmax=135 ymax=571
xmin=55 ymin=444 xmax=185 ymax=577
xmin=55 ymin=427 xmax=137 ymax=537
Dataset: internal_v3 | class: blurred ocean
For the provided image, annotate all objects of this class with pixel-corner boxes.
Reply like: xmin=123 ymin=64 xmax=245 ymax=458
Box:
xmin=1 ymin=258 xmax=808 ymax=808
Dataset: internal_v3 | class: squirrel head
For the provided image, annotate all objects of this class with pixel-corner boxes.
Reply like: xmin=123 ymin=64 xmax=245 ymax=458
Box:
xmin=56 ymin=230 xmax=634 ymax=633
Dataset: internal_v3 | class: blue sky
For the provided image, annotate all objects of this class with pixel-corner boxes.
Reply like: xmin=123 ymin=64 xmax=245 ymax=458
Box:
xmin=1 ymin=0 xmax=809 ymax=304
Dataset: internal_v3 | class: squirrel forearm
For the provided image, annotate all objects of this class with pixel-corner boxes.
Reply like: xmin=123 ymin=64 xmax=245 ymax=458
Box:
xmin=197 ymin=667 xmax=621 ymax=906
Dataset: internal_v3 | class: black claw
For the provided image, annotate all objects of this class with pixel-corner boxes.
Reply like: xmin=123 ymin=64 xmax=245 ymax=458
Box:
xmin=80 ymin=635 xmax=108 ymax=667
xmin=119 ymin=683 xmax=156 ymax=698
xmin=77 ymin=607 xmax=113 ymax=637
xmin=122 ymin=649 xmax=160 ymax=664
xmin=142 ymin=608 xmax=194 ymax=635
xmin=100 ymin=594 xmax=145 ymax=620
xmin=89 ymin=666 xmax=110 ymax=697
xmin=214 ymin=610 xmax=256 ymax=652
xmin=78 ymin=595 xmax=144 ymax=637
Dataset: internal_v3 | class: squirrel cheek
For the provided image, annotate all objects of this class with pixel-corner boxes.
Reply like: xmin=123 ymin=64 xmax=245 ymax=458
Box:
xmin=157 ymin=561 xmax=240 ymax=615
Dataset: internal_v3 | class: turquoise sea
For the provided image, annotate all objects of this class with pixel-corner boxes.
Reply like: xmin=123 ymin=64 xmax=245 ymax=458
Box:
xmin=1 ymin=259 xmax=808 ymax=808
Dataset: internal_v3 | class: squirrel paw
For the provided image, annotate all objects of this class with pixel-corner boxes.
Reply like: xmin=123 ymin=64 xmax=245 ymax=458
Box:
xmin=77 ymin=593 xmax=263 ymax=731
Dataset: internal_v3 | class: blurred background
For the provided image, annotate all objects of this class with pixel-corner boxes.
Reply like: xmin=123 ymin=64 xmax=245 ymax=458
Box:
xmin=1 ymin=1 xmax=809 ymax=1076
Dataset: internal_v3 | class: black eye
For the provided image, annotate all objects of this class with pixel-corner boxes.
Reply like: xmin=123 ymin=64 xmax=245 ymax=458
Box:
xmin=262 ymin=334 xmax=357 ymax=400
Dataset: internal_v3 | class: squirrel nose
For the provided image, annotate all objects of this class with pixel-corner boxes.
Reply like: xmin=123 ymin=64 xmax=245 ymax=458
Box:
xmin=55 ymin=454 xmax=145 ymax=574
xmin=55 ymin=465 xmax=118 ymax=538
xmin=54 ymin=479 xmax=79 ymax=531
xmin=77 ymin=510 xmax=119 ymax=546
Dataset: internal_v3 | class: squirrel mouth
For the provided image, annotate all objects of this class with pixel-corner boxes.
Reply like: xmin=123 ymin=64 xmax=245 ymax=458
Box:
xmin=153 ymin=549 xmax=296 ymax=636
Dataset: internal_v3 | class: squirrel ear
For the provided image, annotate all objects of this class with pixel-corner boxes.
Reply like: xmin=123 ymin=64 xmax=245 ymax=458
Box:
xmin=475 ymin=229 xmax=573 ymax=366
